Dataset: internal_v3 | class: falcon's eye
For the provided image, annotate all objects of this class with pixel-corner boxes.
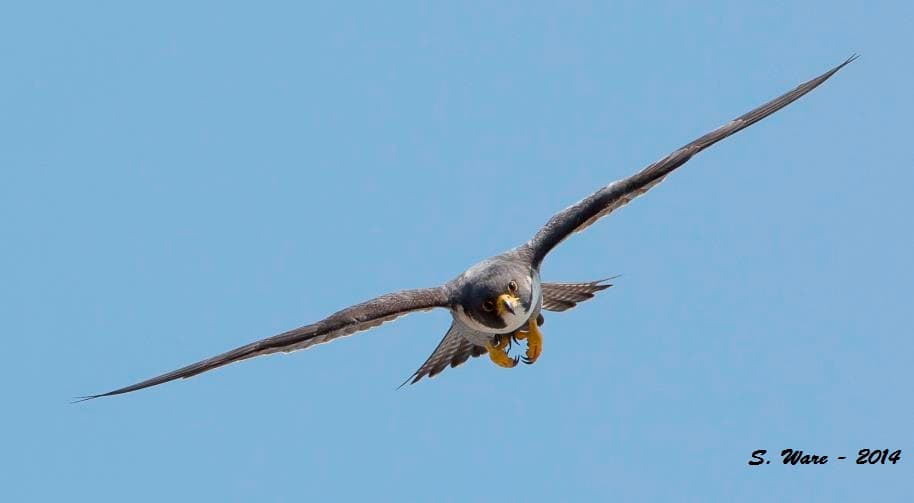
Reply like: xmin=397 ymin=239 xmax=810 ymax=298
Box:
xmin=508 ymin=281 xmax=518 ymax=293
xmin=482 ymin=299 xmax=496 ymax=312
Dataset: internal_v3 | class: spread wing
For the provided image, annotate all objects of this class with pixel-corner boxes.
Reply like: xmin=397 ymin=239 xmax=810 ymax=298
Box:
xmin=541 ymin=278 xmax=614 ymax=312
xmin=527 ymin=56 xmax=856 ymax=266
xmin=78 ymin=287 xmax=451 ymax=401
xmin=399 ymin=320 xmax=488 ymax=387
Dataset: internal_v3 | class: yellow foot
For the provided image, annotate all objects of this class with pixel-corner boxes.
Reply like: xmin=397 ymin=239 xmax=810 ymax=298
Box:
xmin=521 ymin=318 xmax=542 ymax=365
xmin=513 ymin=315 xmax=543 ymax=343
xmin=485 ymin=336 xmax=518 ymax=368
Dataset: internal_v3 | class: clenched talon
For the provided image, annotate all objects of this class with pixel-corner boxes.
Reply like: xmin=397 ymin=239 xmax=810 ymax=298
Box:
xmin=485 ymin=340 xmax=518 ymax=368
xmin=521 ymin=318 xmax=543 ymax=365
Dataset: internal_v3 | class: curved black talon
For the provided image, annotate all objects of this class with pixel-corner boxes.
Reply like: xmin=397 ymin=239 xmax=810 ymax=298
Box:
xmin=512 ymin=355 xmax=520 ymax=367
xmin=537 ymin=313 xmax=544 ymax=326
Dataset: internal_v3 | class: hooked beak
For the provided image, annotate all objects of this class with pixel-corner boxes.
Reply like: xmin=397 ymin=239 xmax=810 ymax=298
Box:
xmin=497 ymin=293 xmax=518 ymax=316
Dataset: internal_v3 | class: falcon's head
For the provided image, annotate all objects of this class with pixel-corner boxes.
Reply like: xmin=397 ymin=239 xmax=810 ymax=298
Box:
xmin=453 ymin=258 xmax=537 ymax=334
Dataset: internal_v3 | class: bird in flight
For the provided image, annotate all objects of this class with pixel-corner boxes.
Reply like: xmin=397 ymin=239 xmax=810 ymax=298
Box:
xmin=78 ymin=56 xmax=855 ymax=401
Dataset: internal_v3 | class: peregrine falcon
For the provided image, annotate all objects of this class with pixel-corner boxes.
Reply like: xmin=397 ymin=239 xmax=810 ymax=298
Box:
xmin=78 ymin=56 xmax=855 ymax=400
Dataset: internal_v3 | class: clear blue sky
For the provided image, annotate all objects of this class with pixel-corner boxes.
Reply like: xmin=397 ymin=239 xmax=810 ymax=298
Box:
xmin=3 ymin=1 xmax=912 ymax=501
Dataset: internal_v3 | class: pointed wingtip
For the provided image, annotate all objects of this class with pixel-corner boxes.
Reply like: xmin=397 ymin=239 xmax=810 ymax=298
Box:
xmin=71 ymin=395 xmax=101 ymax=404
xmin=594 ymin=275 xmax=621 ymax=289
xmin=396 ymin=373 xmax=419 ymax=390
xmin=826 ymin=54 xmax=859 ymax=77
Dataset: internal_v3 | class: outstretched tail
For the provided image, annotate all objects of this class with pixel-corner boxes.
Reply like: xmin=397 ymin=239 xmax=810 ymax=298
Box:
xmin=541 ymin=276 xmax=617 ymax=312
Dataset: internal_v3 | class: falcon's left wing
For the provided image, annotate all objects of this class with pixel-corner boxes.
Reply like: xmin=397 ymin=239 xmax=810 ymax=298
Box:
xmin=527 ymin=56 xmax=856 ymax=266
xmin=78 ymin=287 xmax=450 ymax=401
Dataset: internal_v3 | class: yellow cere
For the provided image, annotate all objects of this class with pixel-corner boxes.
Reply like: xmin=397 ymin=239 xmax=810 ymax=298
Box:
xmin=495 ymin=293 xmax=519 ymax=316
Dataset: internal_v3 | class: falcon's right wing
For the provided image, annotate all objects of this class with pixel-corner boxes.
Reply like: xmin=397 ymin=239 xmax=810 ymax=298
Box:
xmin=400 ymin=321 xmax=488 ymax=387
xmin=80 ymin=287 xmax=451 ymax=401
